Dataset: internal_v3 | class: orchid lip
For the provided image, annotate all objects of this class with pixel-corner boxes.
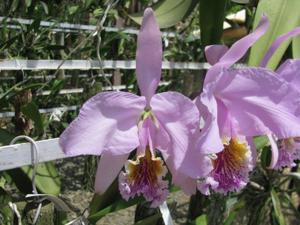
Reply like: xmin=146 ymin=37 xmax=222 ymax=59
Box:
xmin=118 ymin=146 xmax=169 ymax=207
xmin=274 ymin=137 xmax=300 ymax=169
xmin=199 ymin=137 xmax=253 ymax=194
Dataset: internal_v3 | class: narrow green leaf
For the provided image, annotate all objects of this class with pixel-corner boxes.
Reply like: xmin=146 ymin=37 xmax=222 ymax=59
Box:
xmin=248 ymin=0 xmax=300 ymax=69
xmin=292 ymin=36 xmax=300 ymax=59
xmin=88 ymin=197 xmax=144 ymax=224
xmin=195 ymin=214 xmax=207 ymax=225
xmin=10 ymin=0 xmax=20 ymax=12
xmin=271 ymin=189 xmax=286 ymax=225
xmin=199 ymin=0 xmax=228 ymax=46
xmin=224 ymin=211 xmax=237 ymax=225
xmin=21 ymin=102 xmax=44 ymax=135
xmin=134 ymin=214 xmax=161 ymax=225
xmin=40 ymin=1 xmax=49 ymax=15
xmin=129 ymin=0 xmax=199 ymax=29
xmin=21 ymin=162 xmax=61 ymax=196
xmin=261 ymin=147 xmax=271 ymax=168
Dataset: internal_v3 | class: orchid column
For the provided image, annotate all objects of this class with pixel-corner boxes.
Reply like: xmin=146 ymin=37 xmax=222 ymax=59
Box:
xmin=59 ymin=8 xmax=202 ymax=207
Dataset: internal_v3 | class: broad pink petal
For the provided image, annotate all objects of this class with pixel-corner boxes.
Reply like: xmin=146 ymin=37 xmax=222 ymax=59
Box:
xmin=205 ymin=45 xmax=228 ymax=65
xmin=276 ymin=60 xmax=300 ymax=117
xmin=59 ymin=91 xmax=145 ymax=156
xmin=136 ymin=8 xmax=162 ymax=106
xmin=151 ymin=92 xmax=199 ymax=172
xmin=267 ymin=134 xmax=279 ymax=168
xmin=172 ymin=172 xmax=197 ymax=195
xmin=260 ymin=27 xmax=300 ymax=67
xmin=277 ymin=59 xmax=300 ymax=89
xmin=94 ymin=152 xmax=129 ymax=194
xmin=204 ymin=15 xmax=269 ymax=85
xmin=195 ymin=87 xmax=224 ymax=154
xmin=215 ymin=67 xmax=300 ymax=139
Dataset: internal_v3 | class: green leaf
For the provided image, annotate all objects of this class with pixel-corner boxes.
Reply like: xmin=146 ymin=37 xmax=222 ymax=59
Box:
xmin=199 ymin=0 xmax=228 ymax=46
xmin=134 ymin=214 xmax=161 ymax=225
xmin=84 ymin=0 xmax=94 ymax=8
xmin=40 ymin=1 xmax=49 ymax=15
xmin=49 ymin=80 xmax=65 ymax=97
xmin=21 ymin=162 xmax=61 ymax=196
xmin=195 ymin=214 xmax=207 ymax=225
xmin=88 ymin=197 xmax=144 ymax=224
xmin=25 ymin=0 xmax=32 ymax=7
xmin=253 ymin=135 xmax=269 ymax=150
xmin=129 ymin=0 xmax=199 ymax=29
xmin=271 ymin=189 xmax=286 ymax=225
xmin=21 ymin=102 xmax=44 ymax=135
xmin=248 ymin=0 xmax=300 ymax=69
xmin=68 ymin=5 xmax=80 ymax=15
xmin=89 ymin=180 xmax=120 ymax=214
xmin=261 ymin=146 xmax=271 ymax=168
xmin=10 ymin=0 xmax=20 ymax=12
xmin=0 ymin=129 xmax=14 ymax=146
xmin=292 ymin=35 xmax=300 ymax=58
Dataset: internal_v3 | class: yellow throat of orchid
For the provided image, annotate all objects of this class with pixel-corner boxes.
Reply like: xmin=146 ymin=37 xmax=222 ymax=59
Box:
xmin=213 ymin=138 xmax=249 ymax=171
xmin=127 ymin=146 xmax=166 ymax=184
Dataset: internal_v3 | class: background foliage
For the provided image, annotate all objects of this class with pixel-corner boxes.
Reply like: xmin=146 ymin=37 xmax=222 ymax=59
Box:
xmin=1 ymin=0 xmax=300 ymax=224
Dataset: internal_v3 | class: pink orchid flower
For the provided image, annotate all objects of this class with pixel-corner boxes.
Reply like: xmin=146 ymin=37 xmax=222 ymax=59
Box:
xmin=193 ymin=16 xmax=300 ymax=194
xmin=258 ymin=27 xmax=300 ymax=169
xmin=59 ymin=8 xmax=201 ymax=207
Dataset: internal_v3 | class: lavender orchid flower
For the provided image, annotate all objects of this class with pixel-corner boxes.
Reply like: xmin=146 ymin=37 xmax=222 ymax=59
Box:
xmin=192 ymin=16 xmax=300 ymax=195
xmin=59 ymin=8 xmax=201 ymax=207
xmin=258 ymin=27 xmax=300 ymax=169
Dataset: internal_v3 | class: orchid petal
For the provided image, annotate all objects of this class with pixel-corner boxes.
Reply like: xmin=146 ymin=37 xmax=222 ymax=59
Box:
xmin=172 ymin=172 xmax=197 ymax=195
xmin=94 ymin=152 xmax=129 ymax=194
xmin=136 ymin=8 xmax=162 ymax=106
xmin=204 ymin=15 xmax=269 ymax=85
xmin=260 ymin=27 xmax=300 ymax=67
xmin=205 ymin=45 xmax=229 ymax=65
xmin=267 ymin=134 xmax=279 ymax=168
xmin=215 ymin=67 xmax=300 ymax=139
xmin=59 ymin=92 xmax=145 ymax=156
xmin=277 ymin=59 xmax=300 ymax=89
xmin=195 ymin=88 xmax=224 ymax=154
xmin=151 ymin=92 xmax=199 ymax=172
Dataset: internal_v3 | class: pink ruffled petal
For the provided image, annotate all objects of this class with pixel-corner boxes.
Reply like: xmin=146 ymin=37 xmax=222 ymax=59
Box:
xmin=94 ymin=152 xmax=129 ymax=194
xmin=195 ymin=87 xmax=224 ymax=155
xmin=59 ymin=91 xmax=145 ymax=156
xmin=214 ymin=67 xmax=300 ymax=139
xmin=151 ymin=92 xmax=200 ymax=172
xmin=136 ymin=8 xmax=162 ymax=106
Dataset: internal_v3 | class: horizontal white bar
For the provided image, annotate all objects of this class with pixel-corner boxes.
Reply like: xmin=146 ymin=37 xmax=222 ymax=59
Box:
xmin=0 ymin=138 xmax=69 ymax=171
xmin=0 ymin=73 xmax=112 ymax=80
xmin=37 ymin=85 xmax=126 ymax=95
xmin=0 ymin=105 xmax=78 ymax=118
xmin=0 ymin=17 xmax=176 ymax=37
xmin=37 ymin=81 xmax=170 ymax=96
xmin=0 ymin=60 xmax=210 ymax=71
